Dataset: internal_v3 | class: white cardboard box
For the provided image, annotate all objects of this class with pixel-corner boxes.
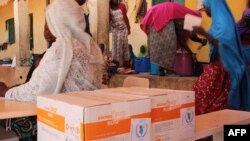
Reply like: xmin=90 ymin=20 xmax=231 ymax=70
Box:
xmin=37 ymin=92 xmax=151 ymax=141
xmin=184 ymin=14 xmax=202 ymax=31
xmin=69 ymin=92 xmax=152 ymax=141
xmin=96 ymin=88 xmax=195 ymax=141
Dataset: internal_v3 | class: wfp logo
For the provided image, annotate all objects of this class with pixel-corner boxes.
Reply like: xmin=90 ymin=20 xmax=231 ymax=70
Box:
xmin=136 ymin=121 xmax=148 ymax=138
xmin=185 ymin=110 xmax=194 ymax=124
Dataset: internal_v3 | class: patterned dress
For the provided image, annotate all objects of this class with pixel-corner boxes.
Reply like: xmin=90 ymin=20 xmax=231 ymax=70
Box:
xmin=110 ymin=8 xmax=130 ymax=66
xmin=148 ymin=21 xmax=177 ymax=71
xmin=194 ymin=61 xmax=230 ymax=115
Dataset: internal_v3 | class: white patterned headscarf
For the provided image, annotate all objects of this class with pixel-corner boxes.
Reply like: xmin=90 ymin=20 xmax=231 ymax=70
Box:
xmin=4 ymin=0 xmax=104 ymax=102
xmin=46 ymin=0 xmax=103 ymax=64
xmin=45 ymin=0 xmax=104 ymax=92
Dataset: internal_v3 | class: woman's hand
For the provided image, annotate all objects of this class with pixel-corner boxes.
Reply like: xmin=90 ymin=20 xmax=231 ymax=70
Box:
xmin=193 ymin=26 xmax=218 ymax=48
xmin=0 ymin=82 xmax=8 ymax=97
xmin=201 ymin=39 xmax=208 ymax=46
xmin=192 ymin=26 xmax=207 ymax=37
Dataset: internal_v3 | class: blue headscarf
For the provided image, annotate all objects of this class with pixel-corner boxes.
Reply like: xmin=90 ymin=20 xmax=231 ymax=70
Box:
xmin=204 ymin=0 xmax=250 ymax=111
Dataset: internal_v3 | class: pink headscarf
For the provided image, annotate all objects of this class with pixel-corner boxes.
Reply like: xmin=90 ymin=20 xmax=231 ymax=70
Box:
xmin=140 ymin=2 xmax=201 ymax=34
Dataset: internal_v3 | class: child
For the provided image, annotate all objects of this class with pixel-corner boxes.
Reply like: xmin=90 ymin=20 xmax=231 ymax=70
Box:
xmin=138 ymin=45 xmax=148 ymax=57
xmin=129 ymin=44 xmax=136 ymax=69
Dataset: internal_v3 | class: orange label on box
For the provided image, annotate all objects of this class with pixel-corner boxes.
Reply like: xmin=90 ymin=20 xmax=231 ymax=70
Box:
xmin=132 ymin=112 xmax=151 ymax=118
xmin=85 ymin=118 xmax=130 ymax=140
xmin=182 ymin=102 xmax=195 ymax=109
xmin=81 ymin=124 xmax=84 ymax=141
xmin=84 ymin=112 xmax=150 ymax=140
xmin=152 ymin=102 xmax=195 ymax=123
xmin=37 ymin=108 xmax=65 ymax=132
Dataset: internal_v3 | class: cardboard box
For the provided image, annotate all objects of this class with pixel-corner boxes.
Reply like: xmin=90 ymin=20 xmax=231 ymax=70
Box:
xmin=69 ymin=92 xmax=152 ymax=141
xmin=37 ymin=92 xmax=151 ymax=141
xmin=96 ymin=87 xmax=195 ymax=141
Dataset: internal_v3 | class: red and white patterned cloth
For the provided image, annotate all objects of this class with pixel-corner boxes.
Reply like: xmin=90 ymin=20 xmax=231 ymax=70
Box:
xmin=194 ymin=60 xmax=230 ymax=115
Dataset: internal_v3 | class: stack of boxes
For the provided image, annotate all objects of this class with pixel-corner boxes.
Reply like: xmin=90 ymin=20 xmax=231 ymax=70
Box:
xmin=37 ymin=88 xmax=195 ymax=141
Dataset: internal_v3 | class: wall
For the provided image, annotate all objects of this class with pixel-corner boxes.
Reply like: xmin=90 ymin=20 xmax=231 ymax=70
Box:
xmin=0 ymin=0 xmax=47 ymax=60
xmin=97 ymin=0 xmax=109 ymax=54
xmin=88 ymin=0 xmax=98 ymax=41
xmin=28 ymin=0 xmax=47 ymax=54
xmin=185 ymin=0 xmax=247 ymax=62
xmin=0 ymin=0 xmax=16 ymax=59
xmin=127 ymin=0 xmax=152 ymax=55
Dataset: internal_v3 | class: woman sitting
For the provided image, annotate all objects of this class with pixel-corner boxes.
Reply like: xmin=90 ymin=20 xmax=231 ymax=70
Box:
xmin=0 ymin=0 xmax=104 ymax=100
xmin=0 ymin=0 xmax=104 ymax=140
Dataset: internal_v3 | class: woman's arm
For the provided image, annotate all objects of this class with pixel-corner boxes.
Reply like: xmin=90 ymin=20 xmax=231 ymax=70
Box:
xmin=176 ymin=30 xmax=193 ymax=54
xmin=0 ymin=53 xmax=45 ymax=98
xmin=192 ymin=26 xmax=218 ymax=48
xmin=189 ymin=32 xmax=207 ymax=46
xmin=26 ymin=53 xmax=45 ymax=82
xmin=192 ymin=26 xmax=219 ymax=62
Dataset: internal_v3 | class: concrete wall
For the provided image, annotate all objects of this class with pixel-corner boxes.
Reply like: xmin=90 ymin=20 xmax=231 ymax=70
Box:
xmin=127 ymin=0 xmax=152 ymax=55
xmin=0 ymin=0 xmax=47 ymax=59
xmin=28 ymin=0 xmax=47 ymax=54
xmin=0 ymin=0 xmax=16 ymax=59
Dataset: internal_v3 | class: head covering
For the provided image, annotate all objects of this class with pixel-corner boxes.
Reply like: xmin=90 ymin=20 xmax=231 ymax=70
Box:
xmin=203 ymin=0 xmax=250 ymax=111
xmin=4 ymin=0 xmax=104 ymax=102
xmin=47 ymin=0 xmax=87 ymax=49
xmin=237 ymin=9 xmax=250 ymax=36
xmin=140 ymin=2 xmax=201 ymax=34
xmin=46 ymin=0 xmax=103 ymax=93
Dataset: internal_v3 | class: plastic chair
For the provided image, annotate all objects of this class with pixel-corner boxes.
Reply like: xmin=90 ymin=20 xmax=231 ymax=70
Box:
xmin=123 ymin=76 xmax=149 ymax=88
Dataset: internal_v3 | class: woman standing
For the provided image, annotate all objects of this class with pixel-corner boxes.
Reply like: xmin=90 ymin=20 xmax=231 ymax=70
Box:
xmin=141 ymin=2 xmax=201 ymax=75
xmin=110 ymin=0 xmax=130 ymax=68
xmin=193 ymin=0 xmax=250 ymax=115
